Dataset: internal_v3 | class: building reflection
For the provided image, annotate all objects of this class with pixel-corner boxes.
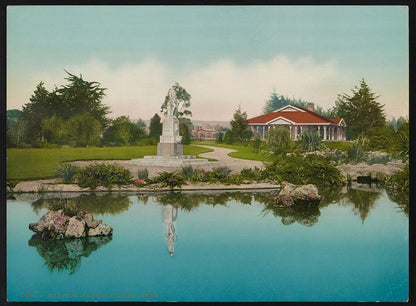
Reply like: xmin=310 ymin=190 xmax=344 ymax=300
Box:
xmin=164 ymin=205 xmax=177 ymax=257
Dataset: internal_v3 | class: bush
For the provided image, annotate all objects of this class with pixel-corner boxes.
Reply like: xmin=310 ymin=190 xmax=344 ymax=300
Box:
xmin=261 ymin=153 xmax=344 ymax=186
xmin=347 ymin=136 xmax=369 ymax=163
xmin=152 ymin=171 xmax=186 ymax=189
xmin=298 ymin=129 xmax=323 ymax=152
xmin=181 ymin=166 xmax=196 ymax=181
xmin=266 ymin=126 xmax=291 ymax=154
xmin=134 ymin=137 xmax=158 ymax=146
xmin=56 ymin=164 xmax=79 ymax=183
xmin=76 ymin=163 xmax=132 ymax=189
xmin=137 ymin=168 xmax=149 ymax=180
xmin=240 ymin=167 xmax=262 ymax=181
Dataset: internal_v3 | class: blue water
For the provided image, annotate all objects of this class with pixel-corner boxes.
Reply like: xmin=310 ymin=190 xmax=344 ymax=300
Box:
xmin=7 ymin=190 xmax=408 ymax=302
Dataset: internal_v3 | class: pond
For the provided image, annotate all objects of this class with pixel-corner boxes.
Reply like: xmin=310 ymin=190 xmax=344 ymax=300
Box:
xmin=7 ymin=187 xmax=408 ymax=302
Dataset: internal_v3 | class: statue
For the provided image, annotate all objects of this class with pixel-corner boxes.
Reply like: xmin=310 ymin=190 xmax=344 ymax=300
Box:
xmin=164 ymin=205 xmax=177 ymax=257
xmin=157 ymin=83 xmax=184 ymax=156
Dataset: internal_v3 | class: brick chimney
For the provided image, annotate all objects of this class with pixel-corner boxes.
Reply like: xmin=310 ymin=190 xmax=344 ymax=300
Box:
xmin=307 ymin=103 xmax=314 ymax=112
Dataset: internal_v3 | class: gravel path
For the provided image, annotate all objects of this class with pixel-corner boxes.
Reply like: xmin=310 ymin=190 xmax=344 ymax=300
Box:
xmin=194 ymin=145 xmax=266 ymax=172
xmin=66 ymin=145 xmax=266 ymax=179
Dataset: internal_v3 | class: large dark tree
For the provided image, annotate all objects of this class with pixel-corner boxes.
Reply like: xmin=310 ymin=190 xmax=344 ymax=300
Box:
xmin=56 ymin=71 xmax=110 ymax=127
xmin=334 ymin=79 xmax=386 ymax=139
xmin=21 ymin=71 xmax=110 ymax=145
xmin=149 ymin=113 xmax=163 ymax=142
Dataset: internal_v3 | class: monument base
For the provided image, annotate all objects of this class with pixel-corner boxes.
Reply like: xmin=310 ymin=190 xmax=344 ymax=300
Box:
xmin=128 ymin=155 xmax=220 ymax=168
xmin=157 ymin=143 xmax=183 ymax=156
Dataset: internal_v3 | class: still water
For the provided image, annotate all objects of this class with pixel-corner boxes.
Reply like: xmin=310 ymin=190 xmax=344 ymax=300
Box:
xmin=7 ymin=188 xmax=408 ymax=302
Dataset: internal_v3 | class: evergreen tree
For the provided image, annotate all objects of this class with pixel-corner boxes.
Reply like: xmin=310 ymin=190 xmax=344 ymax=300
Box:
xmin=230 ymin=106 xmax=250 ymax=143
xmin=149 ymin=113 xmax=163 ymax=142
xmin=334 ymin=79 xmax=385 ymax=139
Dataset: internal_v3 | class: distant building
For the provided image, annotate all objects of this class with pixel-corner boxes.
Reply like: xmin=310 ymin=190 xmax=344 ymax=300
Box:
xmin=247 ymin=103 xmax=347 ymax=141
xmin=192 ymin=124 xmax=226 ymax=140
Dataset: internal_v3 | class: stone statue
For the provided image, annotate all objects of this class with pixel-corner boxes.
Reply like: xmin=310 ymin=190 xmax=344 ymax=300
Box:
xmin=157 ymin=82 xmax=183 ymax=155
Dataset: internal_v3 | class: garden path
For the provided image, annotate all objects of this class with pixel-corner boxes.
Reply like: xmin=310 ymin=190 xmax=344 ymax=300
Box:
xmin=192 ymin=145 xmax=266 ymax=173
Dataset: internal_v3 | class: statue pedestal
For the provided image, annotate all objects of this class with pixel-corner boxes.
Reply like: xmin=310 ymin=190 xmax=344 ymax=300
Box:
xmin=158 ymin=115 xmax=183 ymax=156
xmin=157 ymin=143 xmax=183 ymax=156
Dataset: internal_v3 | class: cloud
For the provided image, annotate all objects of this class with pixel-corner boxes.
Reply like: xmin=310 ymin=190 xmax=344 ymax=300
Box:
xmin=7 ymin=55 xmax=408 ymax=121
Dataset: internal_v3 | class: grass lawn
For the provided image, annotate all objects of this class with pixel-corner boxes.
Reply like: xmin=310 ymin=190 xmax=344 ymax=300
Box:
xmin=7 ymin=145 xmax=212 ymax=181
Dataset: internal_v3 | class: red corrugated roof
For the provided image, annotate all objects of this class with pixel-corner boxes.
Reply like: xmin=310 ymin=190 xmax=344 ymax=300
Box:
xmin=247 ymin=105 xmax=343 ymax=125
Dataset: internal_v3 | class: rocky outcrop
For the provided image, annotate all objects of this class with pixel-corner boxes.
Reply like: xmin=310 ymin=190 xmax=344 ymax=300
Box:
xmin=336 ymin=161 xmax=406 ymax=181
xmin=275 ymin=182 xmax=321 ymax=207
xmin=29 ymin=209 xmax=112 ymax=240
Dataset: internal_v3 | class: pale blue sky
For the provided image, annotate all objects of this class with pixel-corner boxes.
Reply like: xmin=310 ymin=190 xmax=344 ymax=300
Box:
xmin=7 ymin=5 xmax=409 ymax=121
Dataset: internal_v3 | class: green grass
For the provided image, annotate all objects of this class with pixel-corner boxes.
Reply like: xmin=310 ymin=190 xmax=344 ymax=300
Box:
xmin=7 ymin=145 xmax=212 ymax=180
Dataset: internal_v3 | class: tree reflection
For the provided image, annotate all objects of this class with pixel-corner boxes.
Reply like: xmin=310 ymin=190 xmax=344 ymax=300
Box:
xmin=31 ymin=193 xmax=132 ymax=216
xmin=262 ymin=204 xmax=321 ymax=227
xmin=343 ymin=188 xmax=381 ymax=223
xmin=385 ymin=189 xmax=409 ymax=216
xmin=318 ymin=185 xmax=344 ymax=208
xmin=28 ymin=234 xmax=112 ymax=275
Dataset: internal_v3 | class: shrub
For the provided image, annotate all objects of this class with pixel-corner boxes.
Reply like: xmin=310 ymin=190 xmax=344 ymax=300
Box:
xmin=56 ymin=164 xmax=79 ymax=183
xmin=261 ymin=153 xmax=344 ymax=187
xmin=137 ymin=168 xmax=149 ymax=180
xmin=152 ymin=171 xmax=186 ymax=189
xmin=181 ymin=166 xmax=196 ymax=181
xmin=240 ymin=167 xmax=262 ymax=181
xmin=298 ymin=129 xmax=323 ymax=152
xmin=347 ymin=136 xmax=369 ymax=164
xmin=76 ymin=163 xmax=132 ymax=189
xmin=266 ymin=126 xmax=291 ymax=154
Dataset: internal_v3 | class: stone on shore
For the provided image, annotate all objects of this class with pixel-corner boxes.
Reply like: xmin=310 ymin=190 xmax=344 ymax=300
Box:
xmin=29 ymin=210 xmax=112 ymax=240
xmin=275 ymin=182 xmax=321 ymax=207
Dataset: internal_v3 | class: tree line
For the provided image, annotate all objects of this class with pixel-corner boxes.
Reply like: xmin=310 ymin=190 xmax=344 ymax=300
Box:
xmin=6 ymin=72 xmax=193 ymax=148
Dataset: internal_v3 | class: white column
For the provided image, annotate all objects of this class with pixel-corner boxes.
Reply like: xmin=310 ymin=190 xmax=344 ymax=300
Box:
xmin=324 ymin=126 xmax=327 ymax=140
xmin=289 ymin=126 xmax=292 ymax=139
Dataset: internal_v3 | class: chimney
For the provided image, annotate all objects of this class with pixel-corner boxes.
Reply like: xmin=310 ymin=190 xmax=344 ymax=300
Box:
xmin=307 ymin=103 xmax=314 ymax=112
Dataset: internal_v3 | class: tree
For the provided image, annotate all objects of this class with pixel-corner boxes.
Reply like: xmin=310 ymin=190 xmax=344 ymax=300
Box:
xmin=149 ymin=113 xmax=163 ymax=142
xmin=161 ymin=83 xmax=192 ymax=118
xmin=57 ymin=71 xmax=110 ymax=128
xmin=67 ymin=114 xmax=101 ymax=147
xmin=40 ymin=115 xmax=68 ymax=145
xmin=263 ymin=89 xmax=332 ymax=116
xmin=230 ymin=106 xmax=251 ymax=143
xmin=102 ymin=116 xmax=132 ymax=145
xmin=334 ymin=79 xmax=386 ymax=139
xmin=266 ymin=126 xmax=291 ymax=154
xmin=6 ymin=109 xmax=24 ymax=148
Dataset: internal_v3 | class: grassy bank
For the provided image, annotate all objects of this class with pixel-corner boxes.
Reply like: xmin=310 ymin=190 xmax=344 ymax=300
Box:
xmin=7 ymin=145 xmax=212 ymax=180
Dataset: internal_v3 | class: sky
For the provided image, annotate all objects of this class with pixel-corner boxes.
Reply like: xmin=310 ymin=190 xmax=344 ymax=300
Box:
xmin=7 ymin=5 xmax=409 ymax=122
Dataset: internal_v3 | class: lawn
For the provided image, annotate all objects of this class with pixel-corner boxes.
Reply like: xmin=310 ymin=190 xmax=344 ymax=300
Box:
xmin=7 ymin=145 xmax=213 ymax=180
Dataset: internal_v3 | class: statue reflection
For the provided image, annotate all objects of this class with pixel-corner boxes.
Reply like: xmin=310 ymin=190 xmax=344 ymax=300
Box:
xmin=164 ymin=205 xmax=177 ymax=257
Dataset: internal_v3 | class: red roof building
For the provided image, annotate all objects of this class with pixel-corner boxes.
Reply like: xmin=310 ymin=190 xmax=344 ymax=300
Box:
xmin=247 ymin=103 xmax=346 ymax=141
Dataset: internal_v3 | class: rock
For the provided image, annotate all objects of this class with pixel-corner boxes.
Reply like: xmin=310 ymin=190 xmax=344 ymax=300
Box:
xmin=276 ymin=182 xmax=321 ymax=207
xmin=65 ymin=217 xmax=86 ymax=238
xmin=88 ymin=223 xmax=113 ymax=237
xmin=29 ymin=210 xmax=112 ymax=240
xmin=275 ymin=194 xmax=294 ymax=206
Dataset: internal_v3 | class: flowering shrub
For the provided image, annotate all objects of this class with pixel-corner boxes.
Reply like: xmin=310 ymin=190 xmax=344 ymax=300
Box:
xmin=376 ymin=165 xmax=409 ymax=193
xmin=137 ymin=168 xmax=149 ymax=180
xmin=152 ymin=171 xmax=186 ymax=189
xmin=76 ymin=163 xmax=132 ymax=189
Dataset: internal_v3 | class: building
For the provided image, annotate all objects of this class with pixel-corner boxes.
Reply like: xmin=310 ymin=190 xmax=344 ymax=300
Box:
xmin=247 ymin=103 xmax=347 ymax=141
xmin=192 ymin=124 xmax=225 ymax=140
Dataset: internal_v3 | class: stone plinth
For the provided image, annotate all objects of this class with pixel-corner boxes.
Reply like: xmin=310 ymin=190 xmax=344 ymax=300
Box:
xmin=129 ymin=155 xmax=220 ymax=168
xmin=159 ymin=115 xmax=182 ymax=144
xmin=157 ymin=143 xmax=183 ymax=156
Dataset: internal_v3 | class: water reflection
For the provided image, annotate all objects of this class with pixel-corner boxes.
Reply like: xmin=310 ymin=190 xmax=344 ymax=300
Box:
xmin=164 ymin=205 xmax=177 ymax=256
xmin=31 ymin=193 xmax=132 ymax=216
xmin=342 ymin=188 xmax=381 ymax=223
xmin=28 ymin=234 xmax=112 ymax=275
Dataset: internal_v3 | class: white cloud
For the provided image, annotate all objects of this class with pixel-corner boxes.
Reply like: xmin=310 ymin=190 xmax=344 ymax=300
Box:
xmin=7 ymin=55 xmax=408 ymax=122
